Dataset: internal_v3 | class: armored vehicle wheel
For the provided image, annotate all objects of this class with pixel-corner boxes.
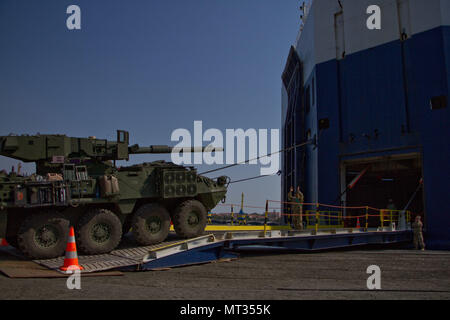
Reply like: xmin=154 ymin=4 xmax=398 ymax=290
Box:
xmin=5 ymin=236 xmax=18 ymax=248
xmin=122 ymin=220 xmax=132 ymax=236
xmin=172 ymin=200 xmax=207 ymax=238
xmin=76 ymin=208 xmax=122 ymax=255
xmin=131 ymin=203 xmax=171 ymax=245
xmin=17 ymin=211 xmax=70 ymax=259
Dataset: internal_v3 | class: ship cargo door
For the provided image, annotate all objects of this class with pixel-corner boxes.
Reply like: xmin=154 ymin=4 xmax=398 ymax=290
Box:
xmin=343 ymin=153 xmax=424 ymax=217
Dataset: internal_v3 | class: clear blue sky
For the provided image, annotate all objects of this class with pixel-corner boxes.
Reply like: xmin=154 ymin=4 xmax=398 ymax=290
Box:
xmin=0 ymin=0 xmax=301 ymax=212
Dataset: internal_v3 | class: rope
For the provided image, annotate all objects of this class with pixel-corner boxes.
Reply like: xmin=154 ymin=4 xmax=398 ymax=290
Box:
xmin=199 ymin=139 xmax=313 ymax=175
xmin=210 ymin=212 xmax=385 ymax=219
xmin=229 ymin=173 xmax=278 ymax=184
xmin=267 ymin=199 xmax=412 ymax=213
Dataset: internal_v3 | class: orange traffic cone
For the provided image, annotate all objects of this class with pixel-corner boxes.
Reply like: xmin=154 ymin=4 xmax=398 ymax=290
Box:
xmin=0 ymin=238 xmax=9 ymax=246
xmin=60 ymin=227 xmax=83 ymax=272
xmin=356 ymin=217 xmax=361 ymax=229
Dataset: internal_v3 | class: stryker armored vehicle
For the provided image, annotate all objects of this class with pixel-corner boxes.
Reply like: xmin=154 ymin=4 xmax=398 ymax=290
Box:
xmin=0 ymin=130 xmax=228 ymax=259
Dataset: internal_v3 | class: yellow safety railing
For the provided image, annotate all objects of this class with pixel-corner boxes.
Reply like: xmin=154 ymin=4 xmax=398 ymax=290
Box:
xmin=380 ymin=210 xmax=398 ymax=227
xmin=378 ymin=209 xmax=412 ymax=227
xmin=303 ymin=210 xmax=344 ymax=229
xmin=208 ymin=200 xmax=416 ymax=233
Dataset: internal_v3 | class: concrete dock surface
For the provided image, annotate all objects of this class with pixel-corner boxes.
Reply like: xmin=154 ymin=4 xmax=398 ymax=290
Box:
xmin=0 ymin=246 xmax=449 ymax=300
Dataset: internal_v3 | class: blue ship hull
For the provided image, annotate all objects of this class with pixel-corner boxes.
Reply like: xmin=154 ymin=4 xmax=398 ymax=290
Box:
xmin=282 ymin=0 xmax=450 ymax=249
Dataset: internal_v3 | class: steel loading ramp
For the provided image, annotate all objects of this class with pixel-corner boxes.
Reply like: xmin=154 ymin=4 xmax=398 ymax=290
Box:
xmin=32 ymin=228 xmax=412 ymax=273
xmin=32 ymin=236 xmax=229 ymax=273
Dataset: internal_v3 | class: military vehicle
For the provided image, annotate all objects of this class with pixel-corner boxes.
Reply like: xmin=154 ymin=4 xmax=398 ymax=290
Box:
xmin=0 ymin=130 xmax=228 ymax=259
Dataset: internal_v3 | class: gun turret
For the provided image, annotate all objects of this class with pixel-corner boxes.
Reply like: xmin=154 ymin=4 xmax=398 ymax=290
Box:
xmin=0 ymin=132 xmax=126 ymax=163
xmin=0 ymin=130 xmax=221 ymax=174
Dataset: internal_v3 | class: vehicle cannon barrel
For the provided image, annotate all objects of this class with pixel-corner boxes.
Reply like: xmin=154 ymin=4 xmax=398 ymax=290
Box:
xmin=128 ymin=145 xmax=223 ymax=154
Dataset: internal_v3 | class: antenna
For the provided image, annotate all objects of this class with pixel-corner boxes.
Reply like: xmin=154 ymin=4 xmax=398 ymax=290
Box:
xmin=299 ymin=1 xmax=310 ymax=29
xmin=299 ymin=1 xmax=305 ymax=21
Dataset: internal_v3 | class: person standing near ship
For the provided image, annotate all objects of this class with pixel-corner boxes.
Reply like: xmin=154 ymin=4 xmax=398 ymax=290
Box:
xmin=412 ymin=215 xmax=425 ymax=251
xmin=288 ymin=186 xmax=304 ymax=230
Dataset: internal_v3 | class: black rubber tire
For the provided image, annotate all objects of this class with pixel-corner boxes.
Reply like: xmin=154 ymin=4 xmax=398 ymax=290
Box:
xmin=17 ymin=211 xmax=70 ymax=259
xmin=131 ymin=203 xmax=171 ymax=245
xmin=122 ymin=219 xmax=132 ymax=237
xmin=172 ymin=200 xmax=207 ymax=238
xmin=76 ymin=208 xmax=122 ymax=255
xmin=5 ymin=236 xmax=18 ymax=248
